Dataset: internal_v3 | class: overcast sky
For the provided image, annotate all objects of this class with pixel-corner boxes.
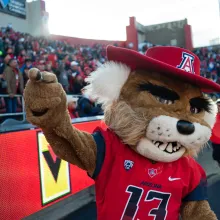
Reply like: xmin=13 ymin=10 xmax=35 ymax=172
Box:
xmin=43 ymin=0 xmax=220 ymax=47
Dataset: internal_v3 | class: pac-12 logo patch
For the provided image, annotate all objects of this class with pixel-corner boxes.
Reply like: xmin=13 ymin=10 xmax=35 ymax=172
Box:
xmin=177 ymin=52 xmax=195 ymax=74
xmin=124 ymin=160 xmax=134 ymax=171
xmin=148 ymin=168 xmax=157 ymax=178
xmin=148 ymin=166 xmax=162 ymax=178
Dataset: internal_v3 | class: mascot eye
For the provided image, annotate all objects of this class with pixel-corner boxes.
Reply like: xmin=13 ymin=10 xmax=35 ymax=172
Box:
xmin=155 ymin=96 xmax=174 ymax=105
xmin=190 ymin=106 xmax=201 ymax=114
xmin=189 ymin=97 xmax=211 ymax=114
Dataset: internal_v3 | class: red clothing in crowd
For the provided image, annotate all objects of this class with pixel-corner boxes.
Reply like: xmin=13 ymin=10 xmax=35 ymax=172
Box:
xmin=17 ymin=55 xmax=26 ymax=68
xmin=47 ymin=53 xmax=58 ymax=68
xmin=33 ymin=40 xmax=40 ymax=52
xmin=8 ymin=54 xmax=14 ymax=59
xmin=68 ymin=107 xmax=78 ymax=119
xmin=211 ymin=114 xmax=220 ymax=144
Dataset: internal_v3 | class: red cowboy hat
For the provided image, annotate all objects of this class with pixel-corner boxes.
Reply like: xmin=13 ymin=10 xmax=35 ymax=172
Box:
xmin=106 ymin=46 xmax=220 ymax=93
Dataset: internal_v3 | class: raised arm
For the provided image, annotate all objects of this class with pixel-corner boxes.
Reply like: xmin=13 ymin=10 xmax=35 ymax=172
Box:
xmin=24 ymin=68 xmax=97 ymax=175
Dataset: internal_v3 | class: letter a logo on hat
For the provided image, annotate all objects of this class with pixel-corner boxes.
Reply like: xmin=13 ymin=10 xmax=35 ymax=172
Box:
xmin=177 ymin=52 xmax=195 ymax=74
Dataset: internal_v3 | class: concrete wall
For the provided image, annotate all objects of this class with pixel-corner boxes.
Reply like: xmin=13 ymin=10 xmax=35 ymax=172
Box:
xmin=27 ymin=0 xmax=43 ymax=36
xmin=138 ymin=32 xmax=145 ymax=45
xmin=144 ymin=19 xmax=187 ymax=47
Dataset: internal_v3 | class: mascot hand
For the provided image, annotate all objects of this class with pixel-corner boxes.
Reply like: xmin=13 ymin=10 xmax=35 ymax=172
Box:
xmin=24 ymin=68 xmax=68 ymax=128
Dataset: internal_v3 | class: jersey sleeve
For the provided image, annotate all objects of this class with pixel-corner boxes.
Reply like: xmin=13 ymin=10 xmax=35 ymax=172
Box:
xmin=182 ymin=159 xmax=208 ymax=202
xmin=89 ymin=131 xmax=106 ymax=179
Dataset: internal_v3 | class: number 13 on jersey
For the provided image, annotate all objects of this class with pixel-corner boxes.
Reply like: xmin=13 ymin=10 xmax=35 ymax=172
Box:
xmin=121 ymin=185 xmax=171 ymax=220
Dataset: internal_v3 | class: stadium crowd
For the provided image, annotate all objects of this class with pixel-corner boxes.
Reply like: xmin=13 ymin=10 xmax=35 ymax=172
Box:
xmin=0 ymin=26 xmax=106 ymax=120
xmin=0 ymin=26 xmax=220 ymax=121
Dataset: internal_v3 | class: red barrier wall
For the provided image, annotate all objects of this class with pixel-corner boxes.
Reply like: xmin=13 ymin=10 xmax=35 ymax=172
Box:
xmin=50 ymin=34 xmax=126 ymax=47
xmin=0 ymin=120 xmax=106 ymax=220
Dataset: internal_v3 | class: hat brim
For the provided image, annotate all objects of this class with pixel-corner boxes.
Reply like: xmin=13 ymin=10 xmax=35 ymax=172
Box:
xmin=107 ymin=46 xmax=220 ymax=93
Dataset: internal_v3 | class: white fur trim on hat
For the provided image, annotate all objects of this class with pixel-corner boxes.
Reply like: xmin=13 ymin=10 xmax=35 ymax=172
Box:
xmin=84 ymin=61 xmax=131 ymax=105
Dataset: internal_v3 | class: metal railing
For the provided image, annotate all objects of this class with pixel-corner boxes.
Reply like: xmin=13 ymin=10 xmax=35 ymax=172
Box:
xmin=0 ymin=94 xmax=26 ymax=121
xmin=0 ymin=94 xmax=84 ymax=122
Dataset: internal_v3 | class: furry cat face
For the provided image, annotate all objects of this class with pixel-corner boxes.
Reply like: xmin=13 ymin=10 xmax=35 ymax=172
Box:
xmin=85 ymin=62 xmax=217 ymax=162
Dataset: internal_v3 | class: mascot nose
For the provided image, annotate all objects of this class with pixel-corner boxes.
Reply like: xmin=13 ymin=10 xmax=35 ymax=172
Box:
xmin=177 ymin=120 xmax=195 ymax=135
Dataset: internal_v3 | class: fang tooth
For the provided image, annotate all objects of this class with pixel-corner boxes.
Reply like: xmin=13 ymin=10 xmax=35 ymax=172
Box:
xmin=159 ymin=143 xmax=167 ymax=151
xmin=166 ymin=143 xmax=173 ymax=153
xmin=173 ymin=147 xmax=177 ymax=151
xmin=154 ymin=141 xmax=163 ymax=147
xmin=155 ymin=143 xmax=160 ymax=147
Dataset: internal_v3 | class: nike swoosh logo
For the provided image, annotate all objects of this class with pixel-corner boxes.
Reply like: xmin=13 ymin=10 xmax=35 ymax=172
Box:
xmin=168 ymin=177 xmax=181 ymax=181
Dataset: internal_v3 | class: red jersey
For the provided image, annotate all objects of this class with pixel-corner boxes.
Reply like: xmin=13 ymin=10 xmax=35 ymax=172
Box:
xmin=210 ymin=114 xmax=220 ymax=144
xmin=92 ymin=128 xmax=208 ymax=220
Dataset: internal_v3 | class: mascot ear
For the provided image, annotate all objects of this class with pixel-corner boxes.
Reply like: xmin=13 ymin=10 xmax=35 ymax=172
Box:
xmin=84 ymin=61 xmax=130 ymax=105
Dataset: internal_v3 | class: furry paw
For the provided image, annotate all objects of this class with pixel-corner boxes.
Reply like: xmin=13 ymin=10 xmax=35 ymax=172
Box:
xmin=24 ymin=68 xmax=67 ymax=128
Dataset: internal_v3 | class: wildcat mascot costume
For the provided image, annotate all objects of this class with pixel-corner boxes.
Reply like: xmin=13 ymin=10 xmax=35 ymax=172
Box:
xmin=24 ymin=46 xmax=220 ymax=220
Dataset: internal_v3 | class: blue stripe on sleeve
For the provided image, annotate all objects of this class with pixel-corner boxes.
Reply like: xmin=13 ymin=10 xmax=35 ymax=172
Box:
xmin=183 ymin=178 xmax=208 ymax=202
xmin=88 ymin=131 xmax=106 ymax=179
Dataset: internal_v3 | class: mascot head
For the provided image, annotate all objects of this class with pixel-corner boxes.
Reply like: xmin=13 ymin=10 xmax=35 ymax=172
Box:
xmin=85 ymin=46 xmax=220 ymax=163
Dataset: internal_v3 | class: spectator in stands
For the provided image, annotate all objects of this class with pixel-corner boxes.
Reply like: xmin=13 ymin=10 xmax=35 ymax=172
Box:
xmin=20 ymin=58 xmax=32 ymax=72
xmin=57 ymin=54 xmax=70 ymax=93
xmin=14 ymin=38 xmax=25 ymax=57
xmin=47 ymin=49 xmax=58 ymax=69
xmin=17 ymin=49 xmax=26 ymax=68
xmin=68 ymin=100 xmax=79 ymax=119
xmin=4 ymin=58 xmax=24 ymax=113
xmin=84 ymin=66 xmax=92 ymax=79
xmin=72 ymin=75 xmax=86 ymax=95
xmin=6 ymin=47 xmax=14 ymax=59
xmin=36 ymin=60 xmax=46 ymax=72
xmin=68 ymin=61 xmax=79 ymax=93
xmin=69 ymin=61 xmax=80 ymax=77
xmin=0 ymin=54 xmax=10 ymax=74
xmin=76 ymin=89 xmax=103 ymax=117
xmin=23 ymin=66 xmax=31 ymax=87
xmin=0 ymin=55 xmax=11 ymax=94
xmin=45 ymin=61 xmax=54 ymax=73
